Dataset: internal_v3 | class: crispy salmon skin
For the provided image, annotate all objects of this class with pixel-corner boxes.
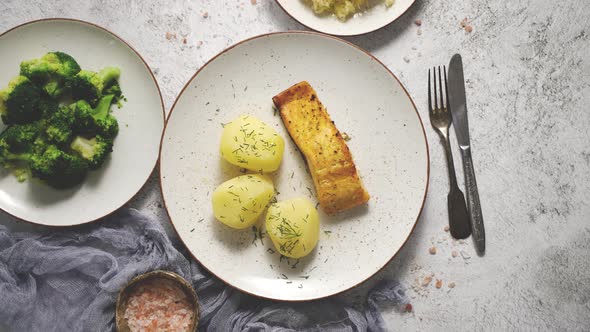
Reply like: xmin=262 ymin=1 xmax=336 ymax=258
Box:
xmin=272 ymin=81 xmax=370 ymax=214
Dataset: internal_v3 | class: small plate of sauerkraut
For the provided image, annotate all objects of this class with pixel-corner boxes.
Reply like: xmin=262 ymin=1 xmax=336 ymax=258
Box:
xmin=275 ymin=0 xmax=415 ymax=36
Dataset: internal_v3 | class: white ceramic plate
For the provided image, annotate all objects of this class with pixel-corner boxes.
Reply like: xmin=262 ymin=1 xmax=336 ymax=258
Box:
xmin=160 ymin=32 xmax=428 ymax=301
xmin=276 ymin=0 xmax=416 ymax=36
xmin=0 ymin=19 xmax=164 ymax=226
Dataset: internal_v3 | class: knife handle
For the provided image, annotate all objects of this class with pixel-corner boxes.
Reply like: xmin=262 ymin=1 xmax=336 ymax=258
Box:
xmin=460 ymin=147 xmax=485 ymax=254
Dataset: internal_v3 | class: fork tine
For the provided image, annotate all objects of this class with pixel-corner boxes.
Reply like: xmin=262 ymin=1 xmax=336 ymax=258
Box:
xmin=433 ymin=67 xmax=438 ymax=111
xmin=428 ymin=68 xmax=432 ymax=112
xmin=443 ymin=65 xmax=449 ymax=110
xmin=438 ymin=66 xmax=445 ymax=109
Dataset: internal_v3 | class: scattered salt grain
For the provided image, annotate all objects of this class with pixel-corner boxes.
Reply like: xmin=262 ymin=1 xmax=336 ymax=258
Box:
xmin=451 ymin=250 xmax=458 ymax=258
xmin=417 ymin=28 xmax=422 ymax=36
xmin=448 ymin=282 xmax=456 ymax=288
xmin=443 ymin=225 xmax=449 ymax=232
xmin=403 ymin=56 xmax=410 ymax=63
xmin=202 ymin=11 xmax=209 ymax=18
xmin=421 ymin=276 xmax=432 ymax=287
xmin=460 ymin=18 xmax=473 ymax=33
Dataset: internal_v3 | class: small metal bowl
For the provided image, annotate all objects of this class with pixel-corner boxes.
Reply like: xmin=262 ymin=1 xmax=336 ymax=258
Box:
xmin=116 ymin=270 xmax=199 ymax=332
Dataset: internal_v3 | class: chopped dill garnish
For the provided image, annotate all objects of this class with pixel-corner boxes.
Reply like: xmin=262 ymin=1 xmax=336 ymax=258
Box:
xmin=228 ymin=191 xmax=241 ymax=203
xmin=276 ymin=218 xmax=302 ymax=239
xmin=302 ymin=214 xmax=309 ymax=223
xmin=279 ymin=239 xmax=299 ymax=256
xmin=251 ymin=226 xmax=265 ymax=246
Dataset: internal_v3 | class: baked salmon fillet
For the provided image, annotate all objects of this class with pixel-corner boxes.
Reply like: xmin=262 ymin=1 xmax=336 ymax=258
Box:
xmin=272 ymin=81 xmax=370 ymax=215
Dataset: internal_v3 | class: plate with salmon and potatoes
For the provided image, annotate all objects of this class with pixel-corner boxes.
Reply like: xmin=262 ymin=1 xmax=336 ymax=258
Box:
xmin=159 ymin=31 xmax=429 ymax=301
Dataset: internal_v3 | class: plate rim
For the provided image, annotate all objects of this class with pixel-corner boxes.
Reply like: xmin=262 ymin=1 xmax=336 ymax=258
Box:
xmin=0 ymin=18 xmax=166 ymax=227
xmin=274 ymin=0 xmax=417 ymax=37
xmin=159 ymin=31 xmax=430 ymax=301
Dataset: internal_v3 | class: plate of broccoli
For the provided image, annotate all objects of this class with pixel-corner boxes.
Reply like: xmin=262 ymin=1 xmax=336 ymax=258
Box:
xmin=0 ymin=19 xmax=164 ymax=226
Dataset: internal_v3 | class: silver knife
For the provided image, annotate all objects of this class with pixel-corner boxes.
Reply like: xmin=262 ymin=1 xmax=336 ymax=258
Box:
xmin=447 ymin=54 xmax=485 ymax=254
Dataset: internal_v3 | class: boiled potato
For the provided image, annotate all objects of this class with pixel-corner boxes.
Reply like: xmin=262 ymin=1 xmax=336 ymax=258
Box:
xmin=266 ymin=197 xmax=320 ymax=259
xmin=212 ymin=174 xmax=274 ymax=229
xmin=220 ymin=115 xmax=285 ymax=172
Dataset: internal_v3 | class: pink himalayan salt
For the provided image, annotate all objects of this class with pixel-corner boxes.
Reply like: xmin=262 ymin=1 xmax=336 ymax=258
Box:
xmin=124 ymin=278 xmax=194 ymax=332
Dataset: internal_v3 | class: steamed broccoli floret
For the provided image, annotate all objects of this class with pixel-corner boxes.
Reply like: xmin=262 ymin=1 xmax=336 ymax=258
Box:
xmin=70 ymin=135 xmax=113 ymax=169
xmin=0 ymin=130 xmax=36 ymax=174
xmin=0 ymin=148 xmax=31 ymax=176
xmin=0 ymin=139 xmax=11 ymax=168
xmin=0 ymin=127 xmax=88 ymax=187
xmin=0 ymin=76 xmax=44 ymax=125
xmin=103 ymin=81 xmax=123 ymax=102
xmin=0 ymin=122 xmax=41 ymax=151
xmin=20 ymin=52 xmax=81 ymax=98
xmin=0 ymin=123 xmax=45 ymax=170
xmin=39 ymin=97 xmax=58 ymax=118
xmin=103 ymin=82 xmax=121 ymax=98
xmin=30 ymin=145 xmax=88 ymax=189
xmin=70 ymin=94 xmax=119 ymax=138
xmin=45 ymin=105 xmax=74 ymax=145
xmin=69 ymin=67 xmax=120 ymax=104
xmin=1 ymin=51 xmax=122 ymax=188
xmin=0 ymin=126 xmax=42 ymax=182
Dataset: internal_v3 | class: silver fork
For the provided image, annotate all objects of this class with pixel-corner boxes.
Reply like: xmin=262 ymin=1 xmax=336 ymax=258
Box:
xmin=428 ymin=66 xmax=471 ymax=239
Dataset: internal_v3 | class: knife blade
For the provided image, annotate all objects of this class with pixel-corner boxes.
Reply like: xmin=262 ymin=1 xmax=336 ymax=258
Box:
xmin=448 ymin=54 xmax=486 ymax=254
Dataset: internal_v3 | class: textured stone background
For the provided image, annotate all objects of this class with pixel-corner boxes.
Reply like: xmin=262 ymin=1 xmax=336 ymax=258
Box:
xmin=1 ymin=0 xmax=589 ymax=331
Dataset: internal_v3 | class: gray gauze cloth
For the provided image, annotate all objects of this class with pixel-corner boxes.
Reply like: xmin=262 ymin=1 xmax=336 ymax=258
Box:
xmin=0 ymin=209 xmax=407 ymax=331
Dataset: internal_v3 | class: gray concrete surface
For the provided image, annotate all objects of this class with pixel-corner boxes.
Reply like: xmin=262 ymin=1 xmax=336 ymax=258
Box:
xmin=1 ymin=0 xmax=589 ymax=331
